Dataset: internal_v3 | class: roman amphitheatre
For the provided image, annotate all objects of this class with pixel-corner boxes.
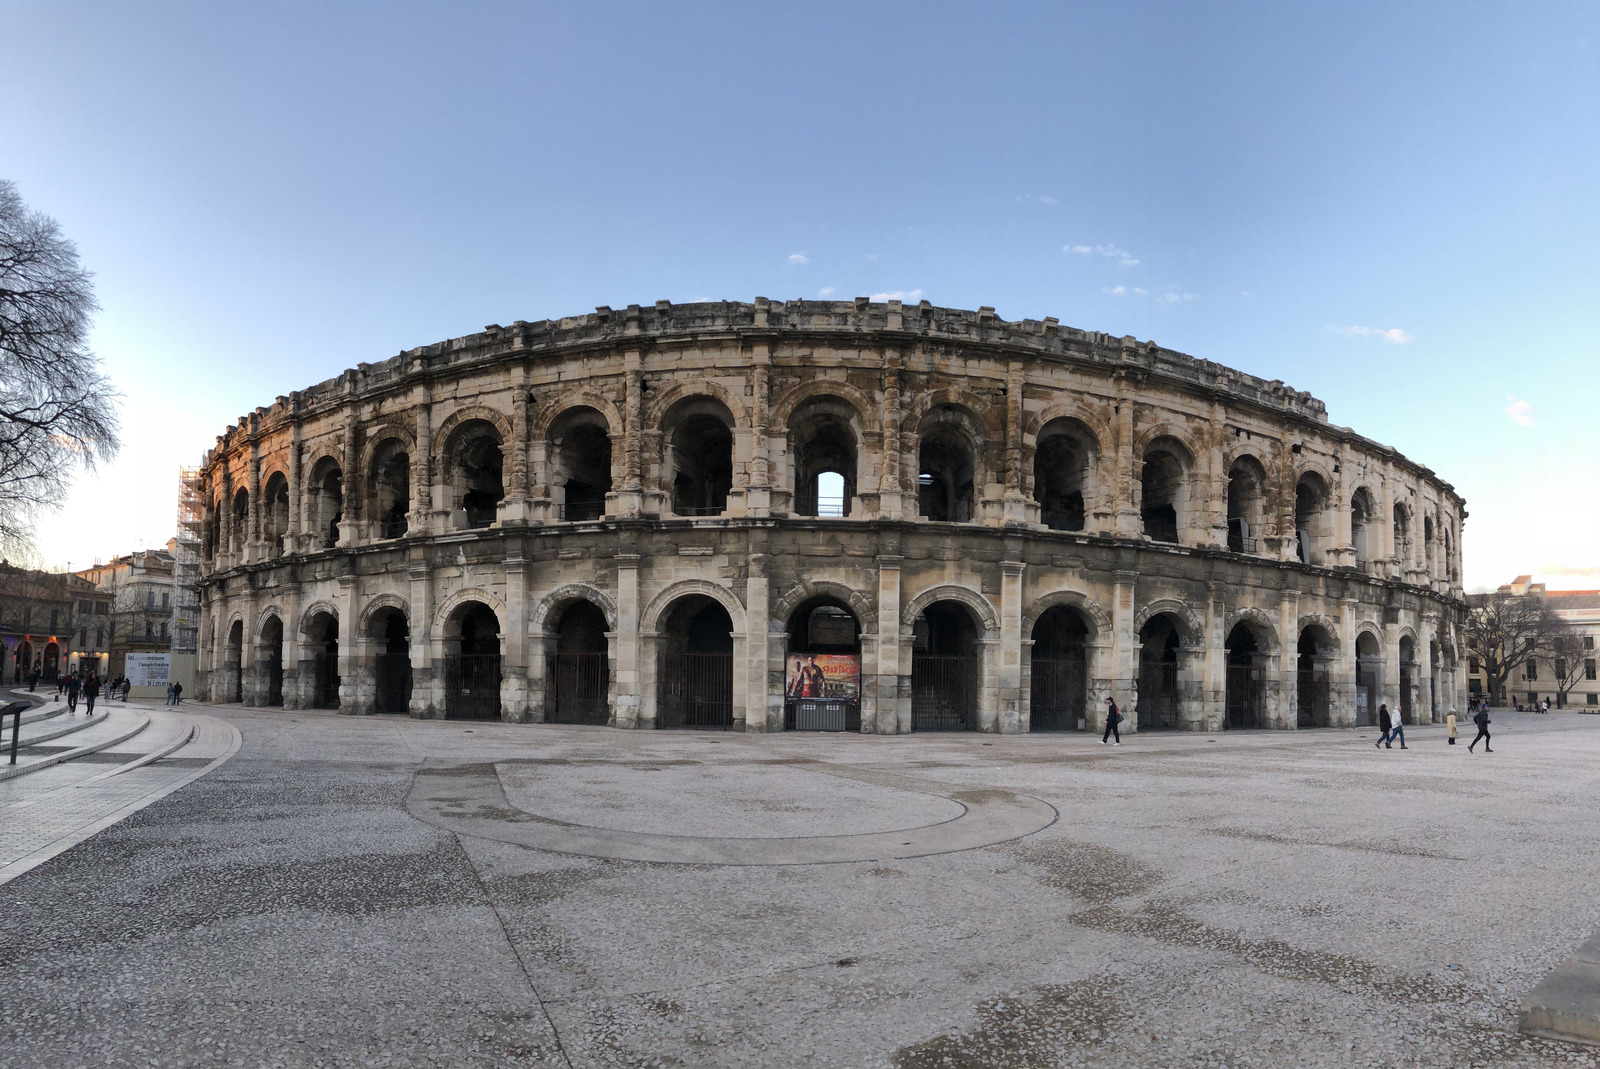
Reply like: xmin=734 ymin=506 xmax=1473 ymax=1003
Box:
xmin=193 ymin=297 xmax=1466 ymax=734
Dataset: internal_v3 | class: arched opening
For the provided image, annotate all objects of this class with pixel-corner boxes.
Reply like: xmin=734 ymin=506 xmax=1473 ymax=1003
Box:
xmin=657 ymin=596 xmax=734 ymax=729
xmin=1033 ymin=420 xmax=1093 ymax=531
xmin=258 ymin=615 xmax=284 ymax=707
xmin=231 ymin=488 xmax=250 ymax=553
xmin=203 ymin=501 xmax=220 ymax=561
xmin=1140 ymin=442 xmax=1187 ymax=544
xmin=1398 ymin=635 xmax=1416 ymax=725
xmin=370 ymin=438 xmax=411 ymax=539
xmin=18 ymin=640 xmax=32 ymax=683
xmin=546 ymin=600 xmax=610 ymax=725
xmin=1429 ymin=639 xmax=1441 ymax=720
xmin=1296 ymin=625 xmax=1335 ymax=728
xmin=1350 ymin=488 xmax=1374 ymax=568
xmin=1030 ymin=606 xmax=1089 ymax=731
xmin=1355 ymin=630 xmax=1383 ymax=726
xmin=305 ymin=611 xmax=339 ymax=709
xmin=1423 ymin=514 xmax=1436 ymax=579
xmin=1294 ymin=473 xmax=1329 ymax=566
xmin=1137 ymin=615 xmax=1183 ymax=730
xmin=918 ymin=413 xmax=977 ymax=523
xmin=783 ymin=598 xmax=862 ymax=731
xmin=309 ymin=458 xmax=344 ymax=548
xmin=1226 ymin=456 xmax=1266 ymax=554
xmin=666 ymin=399 xmax=735 ymax=516
xmin=911 ymin=601 xmax=979 ymax=731
xmin=371 ymin=609 xmax=412 ymax=714
xmin=444 ymin=602 xmax=501 ymax=720
xmin=226 ymin=620 xmax=243 ymax=702
xmin=262 ymin=472 xmax=290 ymax=556
xmin=1393 ymin=504 xmax=1411 ymax=569
xmin=42 ymin=641 xmax=60 ymax=683
xmin=447 ymin=421 xmax=504 ymax=529
xmin=1225 ymin=623 xmax=1265 ymax=729
xmin=550 ymin=408 xmax=613 ymax=522
xmin=792 ymin=403 xmax=858 ymax=518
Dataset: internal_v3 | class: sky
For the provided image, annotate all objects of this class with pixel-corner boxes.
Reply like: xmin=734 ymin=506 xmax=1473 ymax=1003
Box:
xmin=3 ymin=0 xmax=1597 ymax=590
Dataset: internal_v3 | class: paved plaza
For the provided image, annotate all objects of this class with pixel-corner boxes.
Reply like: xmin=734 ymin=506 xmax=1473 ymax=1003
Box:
xmin=5 ymin=705 xmax=1600 ymax=1067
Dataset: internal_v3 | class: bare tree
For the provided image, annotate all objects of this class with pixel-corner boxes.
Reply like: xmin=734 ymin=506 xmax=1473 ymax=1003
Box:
xmin=0 ymin=181 xmax=120 ymax=556
xmin=1463 ymin=588 xmax=1570 ymax=704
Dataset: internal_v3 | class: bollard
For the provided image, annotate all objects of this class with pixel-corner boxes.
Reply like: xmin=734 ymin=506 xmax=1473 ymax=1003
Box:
xmin=5 ymin=701 xmax=24 ymax=765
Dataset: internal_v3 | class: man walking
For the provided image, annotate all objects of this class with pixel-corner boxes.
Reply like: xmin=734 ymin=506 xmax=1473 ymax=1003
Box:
xmin=66 ymin=671 xmax=81 ymax=713
xmin=1468 ymin=706 xmax=1492 ymax=753
xmin=1102 ymin=696 xmax=1123 ymax=745
xmin=1390 ymin=708 xmax=1408 ymax=749
xmin=171 ymin=680 xmax=183 ymax=705
xmin=83 ymin=673 xmax=99 ymax=717
xmin=1376 ymin=704 xmax=1393 ymax=749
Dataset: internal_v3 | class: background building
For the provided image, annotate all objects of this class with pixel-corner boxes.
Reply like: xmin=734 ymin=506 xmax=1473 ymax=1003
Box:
xmin=1466 ymin=576 xmax=1600 ymax=709
xmin=0 ymin=562 xmax=114 ymax=682
xmin=76 ymin=545 xmax=177 ymax=680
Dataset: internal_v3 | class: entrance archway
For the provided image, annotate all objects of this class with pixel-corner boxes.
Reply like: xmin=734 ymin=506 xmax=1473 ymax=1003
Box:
xmin=1030 ymin=606 xmax=1089 ymax=731
xmin=1399 ymin=635 xmax=1416 ymax=725
xmin=911 ymin=601 xmax=979 ymax=731
xmin=42 ymin=641 xmax=60 ymax=682
xmin=226 ymin=621 xmax=243 ymax=702
xmin=1137 ymin=615 xmax=1183 ymax=730
xmin=784 ymin=598 xmax=862 ymax=731
xmin=371 ymin=609 xmax=412 ymax=714
xmin=305 ymin=611 xmax=339 ymax=709
xmin=1296 ymin=624 xmax=1335 ymax=727
xmin=657 ymin=596 xmax=733 ymax=729
xmin=444 ymin=602 xmax=501 ymax=720
xmin=258 ymin=615 xmax=284 ymax=707
xmin=546 ymin=600 xmax=610 ymax=725
xmin=1225 ymin=622 xmax=1265 ymax=729
xmin=1355 ymin=630 xmax=1383 ymax=726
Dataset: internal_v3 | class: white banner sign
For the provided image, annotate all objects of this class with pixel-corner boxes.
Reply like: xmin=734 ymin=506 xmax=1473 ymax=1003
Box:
xmin=125 ymin=653 xmax=171 ymax=687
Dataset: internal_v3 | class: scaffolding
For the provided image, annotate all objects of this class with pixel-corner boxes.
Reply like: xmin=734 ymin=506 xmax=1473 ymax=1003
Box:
xmin=171 ymin=466 xmax=203 ymax=655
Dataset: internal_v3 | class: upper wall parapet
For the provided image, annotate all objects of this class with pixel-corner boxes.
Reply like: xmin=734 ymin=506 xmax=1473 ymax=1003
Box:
xmin=205 ymin=298 xmax=1337 ymax=460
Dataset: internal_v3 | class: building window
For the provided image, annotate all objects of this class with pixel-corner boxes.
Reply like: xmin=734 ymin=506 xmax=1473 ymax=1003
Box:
xmin=1528 ymin=690 xmax=1539 ymax=705
xmin=1589 ymin=693 xmax=1599 ymax=706
xmin=160 ymin=623 xmax=168 ymax=640
xmin=1525 ymin=658 xmax=1538 ymax=680
xmin=1586 ymin=636 xmax=1596 ymax=651
xmin=147 ymin=591 xmax=155 ymax=609
xmin=95 ymin=629 xmax=103 ymax=648
xmin=1588 ymin=659 xmax=1597 ymax=681
xmin=1468 ymin=657 xmax=1480 ymax=674
xmin=162 ymin=592 xmax=169 ymax=610
xmin=1557 ymin=659 xmax=1568 ymax=681
xmin=145 ymin=622 xmax=153 ymax=638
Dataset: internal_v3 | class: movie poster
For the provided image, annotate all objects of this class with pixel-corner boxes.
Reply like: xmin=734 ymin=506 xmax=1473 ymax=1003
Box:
xmin=784 ymin=653 xmax=861 ymax=701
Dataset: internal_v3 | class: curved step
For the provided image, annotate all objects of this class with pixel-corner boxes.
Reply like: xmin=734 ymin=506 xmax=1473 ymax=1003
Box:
xmin=0 ymin=716 xmax=151 ymax=782
xmin=82 ymin=725 xmax=197 ymax=782
xmin=5 ymin=708 xmax=109 ymax=749
xmin=0 ymin=703 xmax=69 ymax=733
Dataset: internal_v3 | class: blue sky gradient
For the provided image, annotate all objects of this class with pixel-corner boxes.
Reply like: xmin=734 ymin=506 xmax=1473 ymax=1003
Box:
xmin=5 ymin=0 xmax=1597 ymax=586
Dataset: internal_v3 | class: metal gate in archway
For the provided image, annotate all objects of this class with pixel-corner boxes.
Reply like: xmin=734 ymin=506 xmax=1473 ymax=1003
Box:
xmin=911 ymin=653 xmax=976 ymax=731
xmin=375 ymin=652 xmax=412 ymax=713
xmin=657 ymin=651 xmax=733 ymax=729
xmin=1030 ymin=655 xmax=1086 ymax=731
xmin=445 ymin=654 xmax=501 ymax=720
xmin=312 ymin=650 xmax=340 ymax=709
xmin=1225 ymin=665 xmax=1262 ymax=729
xmin=1297 ymin=670 xmax=1329 ymax=728
xmin=1137 ymin=662 xmax=1180 ymax=730
xmin=546 ymin=652 xmax=609 ymax=725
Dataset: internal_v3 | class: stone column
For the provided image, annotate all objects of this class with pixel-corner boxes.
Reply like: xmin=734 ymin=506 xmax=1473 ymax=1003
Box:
xmin=612 ymin=554 xmax=642 ymax=727
xmin=1384 ymin=617 xmax=1402 ymax=716
xmin=745 ymin=349 xmax=771 ymax=517
xmin=876 ymin=553 xmax=905 ymax=733
xmin=618 ymin=352 xmax=646 ymax=516
xmin=1379 ymin=476 xmax=1396 ymax=577
xmin=997 ymin=558 xmax=1025 ymax=732
xmin=335 ymin=570 xmax=356 ymax=713
xmin=247 ymin=445 xmax=262 ymax=560
xmin=1279 ymin=591 xmax=1300 ymax=728
xmin=502 ymin=538 xmax=530 ymax=721
xmin=1110 ymin=570 xmax=1138 ymax=730
xmin=1112 ymin=384 xmax=1140 ymax=536
xmin=1205 ymin=404 xmax=1228 ymax=547
xmin=501 ymin=368 xmax=533 ymax=525
xmin=1001 ymin=360 xmax=1027 ymax=524
xmin=288 ymin=423 xmax=303 ymax=549
xmin=408 ymin=546 xmax=438 ymax=717
xmin=410 ymin=380 xmax=433 ymax=535
xmin=745 ymin=547 xmax=772 ymax=730
xmin=340 ymin=415 xmax=360 ymax=544
xmin=878 ymin=357 xmax=904 ymax=521
xmin=1203 ymin=583 xmax=1225 ymax=730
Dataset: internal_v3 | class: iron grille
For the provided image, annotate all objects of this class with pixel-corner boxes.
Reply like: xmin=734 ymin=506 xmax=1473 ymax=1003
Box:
xmin=312 ymin=651 xmax=340 ymax=709
xmin=445 ymin=654 xmax=502 ymax=720
xmin=1137 ymin=661 xmax=1181 ymax=729
xmin=1225 ymin=664 xmax=1262 ymax=729
xmin=657 ymin=651 xmax=733 ymax=729
xmin=911 ymin=653 xmax=976 ymax=731
xmin=374 ymin=652 xmax=412 ymax=713
xmin=546 ymin=652 xmax=609 ymax=725
xmin=1296 ymin=670 xmax=1329 ymax=728
xmin=1030 ymin=655 xmax=1087 ymax=731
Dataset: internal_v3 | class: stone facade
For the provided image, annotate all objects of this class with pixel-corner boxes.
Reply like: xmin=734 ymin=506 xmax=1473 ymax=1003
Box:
xmin=194 ymin=299 xmax=1468 ymax=732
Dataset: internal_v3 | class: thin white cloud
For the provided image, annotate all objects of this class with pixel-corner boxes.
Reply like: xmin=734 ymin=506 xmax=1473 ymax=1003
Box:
xmin=817 ymin=286 xmax=835 ymax=297
xmin=1066 ymin=243 xmax=1139 ymax=266
xmin=1505 ymin=397 xmax=1535 ymax=427
xmin=1105 ymin=285 xmax=1148 ymax=296
xmin=869 ymin=289 xmax=924 ymax=302
xmin=1156 ymin=291 xmax=1195 ymax=304
xmin=1038 ymin=195 xmax=1059 ymax=205
xmin=788 ymin=253 xmax=808 ymax=265
xmin=1328 ymin=325 xmax=1412 ymax=343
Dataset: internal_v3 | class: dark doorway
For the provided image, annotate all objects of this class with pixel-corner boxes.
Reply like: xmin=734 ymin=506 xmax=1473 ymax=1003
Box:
xmin=260 ymin=616 xmax=284 ymax=707
xmin=911 ymin=601 xmax=979 ymax=731
xmin=371 ymin=439 xmax=411 ymax=539
xmin=1140 ymin=448 xmax=1184 ymax=544
xmin=670 ymin=413 xmax=733 ymax=516
xmin=1034 ymin=428 xmax=1088 ymax=531
xmin=1296 ymin=627 xmax=1333 ymax=728
xmin=1031 ymin=606 xmax=1089 ymax=731
xmin=1225 ymin=623 xmax=1263 ymax=729
xmin=373 ymin=611 xmax=412 ymax=714
xmin=658 ymin=597 xmax=734 ymax=728
xmin=784 ymin=599 xmax=862 ymax=731
xmin=452 ymin=426 xmax=504 ymax=529
xmin=1355 ymin=631 xmax=1382 ymax=726
xmin=1399 ymin=635 xmax=1415 ymax=725
xmin=1137 ymin=616 xmax=1183 ymax=730
xmin=306 ymin=612 xmax=339 ymax=709
xmin=547 ymin=601 xmax=610 ymax=725
xmin=445 ymin=603 xmax=501 ymax=720
xmin=918 ymin=426 xmax=975 ymax=523
xmin=227 ymin=621 xmax=243 ymax=702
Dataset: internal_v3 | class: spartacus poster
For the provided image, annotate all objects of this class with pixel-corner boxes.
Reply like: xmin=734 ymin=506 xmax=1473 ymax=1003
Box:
xmin=784 ymin=654 xmax=861 ymax=701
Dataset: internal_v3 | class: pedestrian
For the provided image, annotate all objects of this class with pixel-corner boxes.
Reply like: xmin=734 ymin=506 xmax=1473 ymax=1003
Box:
xmin=1446 ymin=707 xmax=1458 ymax=745
xmin=56 ymin=673 xmax=65 ymax=697
xmin=1468 ymin=706 xmax=1492 ymax=753
xmin=66 ymin=671 xmax=81 ymax=713
xmin=1376 ymin=704 xmax=1393 ymax=749
xmin=1390 ymin=708 xmax=1408 ymax=749
xmin=171 ymin=680 xmax=183 ymax=705
xmin=1102 ymin=696 xmax=1123 ymax=745
xmin=28 ymin=669 xmax=37 ymax=692
xmin=165 ymin=681 xmax=175 ymax=706
xmin=83 ymin=673 xmax=99 ymax=717
xmin=1542 ymin=697 xmax=1551 ymax=714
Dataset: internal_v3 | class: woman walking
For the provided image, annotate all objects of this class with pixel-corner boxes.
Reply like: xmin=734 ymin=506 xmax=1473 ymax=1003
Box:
xmin=1102 ymin=696 xmax=1123 ymax=745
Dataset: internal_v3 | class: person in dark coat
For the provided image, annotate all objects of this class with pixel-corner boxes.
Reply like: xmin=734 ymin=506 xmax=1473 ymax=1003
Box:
xmin=1468 ymin=707 xmax=1492 ymax=752
xmin=83 ymin=674 xmax=99 ymax=716
xmin=1102 ymin=696 xmax=1123 ymax=745
xmin=1376 ymin=704 xmax=1393 ymax=749
xmin=66 ymin=671 xmax=81 ymax=713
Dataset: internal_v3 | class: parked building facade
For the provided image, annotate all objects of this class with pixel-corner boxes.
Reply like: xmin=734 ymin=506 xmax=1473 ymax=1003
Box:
xmin=76 ymin=544 xmax=177 ymax=679
xmin=0 ymin=562 xmax=114 ymax=682
xmin=194 ymin=299 xmax=1469 ymax=732
xmin=1466 ymin=576 xmax=1600 ymax=709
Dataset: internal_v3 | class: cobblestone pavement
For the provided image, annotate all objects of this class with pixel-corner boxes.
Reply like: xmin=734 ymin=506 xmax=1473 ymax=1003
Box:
xmin=4 ymin=705 xmax=1600 ymax=1068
